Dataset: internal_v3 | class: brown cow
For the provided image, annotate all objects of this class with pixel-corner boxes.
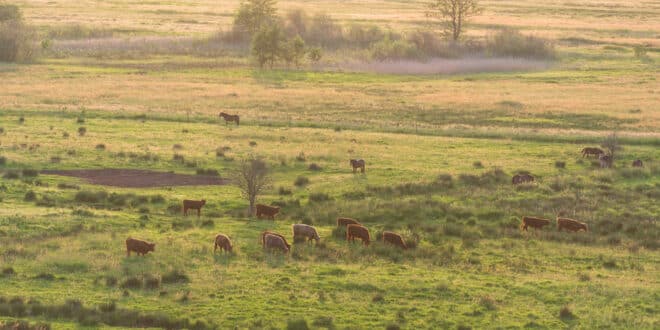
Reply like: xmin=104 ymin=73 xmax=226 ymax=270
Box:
xmin=292 ymin=224 xmax=320 ymax=243
xmin=557 ymin=217 xmax=588 ymax=232
xmin=256 ymin=204 xmax=280 ymax=220
xmin=261 ymin=231 xmax=291 ymax=249
xmin=632 ymin=159 xmax=643 ymax=167
xmin=512 ymin=174 xmax=534 ymax=185
xmin=337 ymin=217 xmax=361 ymax=227
xmin=350 ymin=159 xmax=366 ymax=173
xmin=582 ymin=147 xmax=604 ymax=158
xmin=347 ymin=224 xmax=370 ymax=246
xmin=263 ymin=233 xmax=289 ymax=253
xmin=214 ymin=233 xmax=233 ymax=253
xmin=183 ymin=199 xmax=206 ymax=217
xmin=382 ymin=231 xmax=407 ymax=249
xmin=520 ymin=216 xmax=551 ymax=231
xmin=126 ymin=238 xmax=155 ymax=256
xmin=219 ymin=112 xmax=240 ymax=126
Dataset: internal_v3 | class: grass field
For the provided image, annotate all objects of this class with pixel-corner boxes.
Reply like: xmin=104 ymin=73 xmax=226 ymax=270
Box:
xmin=1 ymin=0 xmax=659 ymax=329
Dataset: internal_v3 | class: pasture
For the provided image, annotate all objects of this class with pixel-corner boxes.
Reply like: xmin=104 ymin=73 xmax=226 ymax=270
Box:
xmin=1 ymin=0 xmax=659 ymax=329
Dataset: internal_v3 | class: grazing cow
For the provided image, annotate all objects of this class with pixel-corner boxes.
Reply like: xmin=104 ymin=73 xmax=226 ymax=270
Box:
xmin=292 ymin=224 xmax=320 ymax=243
xmin=261 ymin=231 xmax=291 ymax=249
xmin=126 ymin=238 xmax=155 ymax=256
xmin=512 ymin=174 xmax=535 ymax=185
xmin=214 ymin=233 xmax=233 ymax=253
xmin=632 ymin=159 xmax=643 ymax=168
xmin=256 ymin=204 xmax=280 ymax=220
xmin=599 ymin=154 xmax=613 ymax=168
xmin=520 ymin=216 xmax=551 ymax=231
xmin=219 ymin=112 xmax=240 ymax=126
xmin=263 ymin=233 xmax=290 ymax=253
xmin=382 ymin=231 xmax=407 ymax=249
xmin=337 ymin=217 xmax=361 ymax=227
xmin=183 ymin=199 xmax=206 ymax=217
xmin=582 ymin=147 xmax=604 ymax=158
xmin=350 ymin=159 xmax=366 ymax=173
xmin=346 ymin=224 xmax=370 ymax=246
xmin=557 ymin=217 xmax=588 ymax=232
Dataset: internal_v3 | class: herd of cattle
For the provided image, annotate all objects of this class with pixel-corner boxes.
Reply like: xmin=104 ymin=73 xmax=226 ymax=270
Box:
xmin=124 ymin=138 xmax=646 ymax=257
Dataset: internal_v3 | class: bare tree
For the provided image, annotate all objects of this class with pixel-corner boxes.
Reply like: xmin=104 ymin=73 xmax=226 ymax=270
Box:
xmin=233 ymin=155 xmax=271 ymax=216
xmin=426 ymin=0 xmax=482 ymax=41
xmin=601 ymin=132 xmax=622 ymax=160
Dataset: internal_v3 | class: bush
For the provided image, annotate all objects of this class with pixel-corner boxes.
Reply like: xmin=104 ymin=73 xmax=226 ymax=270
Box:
xmin=370 ymin=36 xmax=421 ymax=61
xmin=487 ymin=29 xmax=555 ymax=59
xmin=294 ymin=176 xmax=310 ymax=187
xmin=555 ymin=161 xmax=566 ymax=169
xmin=196 ymin=168 xmax=219 ymax=176
xmin=309 ymin=192 xmax=332 ymax=203
xmin=161 ymin=270 xmax=190 ymax=284
xmin=308 ymin=163 xmax=322 ymax=171
xmin=278 ymin=186 xmax=292 ymax=195
xmin=286 ymin=318 xmax=310 ymax=330
xmin=173 ymin=154 xmax=185 ymax=162
xmin=95 ymin=144 xmax=106 ymax=150
xmin=24 ymin=190 xmax=36 ymax=201
xmin=559 ymin=305 xmax=575 ymax=319
xmin=75 ymin=190 xmax=108 ymax=204
xmin=78 ymin=127 xmax=86 ymax=136
xmin=0 ymin=5 xmax=36 ymax=62
xmin=0 ymin=156 xmax=6 ymax=165
xmin=120 ymin=276 xmax=142 ymax=289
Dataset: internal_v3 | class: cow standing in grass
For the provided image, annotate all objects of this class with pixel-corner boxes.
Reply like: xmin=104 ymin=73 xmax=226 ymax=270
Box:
xmin=382 ymin=231 xmax=407 ymax=249
xmin=292 ymin=224 xmax=320 ymax=244
xmin=256 ymin=204 xmax=280 ymax=220
xmin=337 ymin=217 xmax=360 ymax=227
xmin=263 ymin=233 xmax=290 ymax=253
xmin=219 ymin=112 xmax=240 ymax=126
xmin=632 ymin=159 xmax=643 ymax=167
xmin=347 ymin=224 xmax=370 ymax=246
xmin=350 ymin=159 xmax=366 ymax=173
xmin=214 ymin=233 xmax=233 ymax=253
xmin=557 ymin=217 xmax=588 ymax=232
xmin=183 ymin=199 xmax=206 ymax=217
xmin=261 ymin=231 xmax=290 ymax=249
xmin=126 ymin=238 xmax=155 ymax=256
xmin=520 ymin=216 xmax=551 ymax=231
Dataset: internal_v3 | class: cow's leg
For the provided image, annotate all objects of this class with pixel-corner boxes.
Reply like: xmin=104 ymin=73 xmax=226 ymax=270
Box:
xmin=183 ymin=207 xmax=187 ymax=216
xmin=127 ymin=249 xmax=130 ymax=257
xmin=197 ymin=208 xmax=201 ymax=217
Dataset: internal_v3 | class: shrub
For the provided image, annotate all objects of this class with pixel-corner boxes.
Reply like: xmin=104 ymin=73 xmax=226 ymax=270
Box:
xmin=487 ymin=29 xmax=555 ymax=59
xmin=57 ymin=182 xmax=80 ymax=190
xmin=473 ymin=161 xmax=483 ymax=168
xmin=75 ymin=190 xmax=108 ymax=204
xmin=0 ymin=156 xmax=5 ymax=166
xmin=559 ymin=305 xmax=575 ymax=319
xmin=278 ymin=186 xmax=292 ymax=195
xmin=555 ymin=161 xmax=566 ymax=169
xmin=309 ymin=192 xmax=332 ymax=203
xmin=78 ymin=127 xmax=86 ymax=136
xmin=24 ymin=190 xmax=36 ymax=201
xmin=95 ymin=144 xmax=106 ymax=150
xmin=161 ymin=270 xmax=190 ymax=284
xmin=286 ymin=318 xmax=310 ymax=330
xmin=196 ymin=168 xmax=219 ymax=176
xmin=172 ymin=144 xmax=183 ymax=150
xmin=76 ymin=116 xmax=85 ymax=124
xmin=370 ymin=36 xmax=420 ymax=61
xmin=296 ymin=152 xmax=306 ymax=162
xmin=249 ymin=141 xmax=257 ymax=147
xmin=50 ymin=156 xmax=61 ymax=163
xmin=34 ymin=273 xmax=55 ymax=281
xmin=0 ymin=127 xmax=3 ymax=134
xmin=62 ymin=132 xmax=69 ymax=138
xmin=120 ymin=276 xmax=142 ymax=289
xmin=294 ymin=176 xmax=310 ymax=187
xmin=173 ymin=154 xmax=185 ymax=162
xmin=1 ymin=267 xmax=15 ymax=276
xmin=22 ymin=169 xmax=38 ymax=177
xmin=144 ymin=275 xmax=161 ymax=290
xmin=308 ymin=163 xmax=322 ymax=171
xmin=18 ymin=116 xmax=24 ymax=123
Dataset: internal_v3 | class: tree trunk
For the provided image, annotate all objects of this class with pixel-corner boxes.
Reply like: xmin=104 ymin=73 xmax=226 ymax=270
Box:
xmin=249 ymin=197 xmax=256 ymax=216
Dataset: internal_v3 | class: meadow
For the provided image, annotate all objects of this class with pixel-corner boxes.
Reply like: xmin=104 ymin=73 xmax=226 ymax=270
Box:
xmin=1 ymin=0 xmax=659 ymax=329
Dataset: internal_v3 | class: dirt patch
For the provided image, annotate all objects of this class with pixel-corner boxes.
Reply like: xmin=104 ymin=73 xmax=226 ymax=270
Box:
xmin=41 ymin=169 xmax=228 ymax=188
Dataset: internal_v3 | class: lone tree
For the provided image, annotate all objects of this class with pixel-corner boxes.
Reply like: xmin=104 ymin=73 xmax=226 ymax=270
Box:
xmin=251 ymin=24 xmax=285 ymax=68
xmin=426 ymin=0 xmax=482 ymax=41
xmin=233 ymin=0 xmax=278 ymax=36
xmin=601 ymin=132 xmax=622 ymax=160
xmin=233 ymin=155 xmax=271 ymax=216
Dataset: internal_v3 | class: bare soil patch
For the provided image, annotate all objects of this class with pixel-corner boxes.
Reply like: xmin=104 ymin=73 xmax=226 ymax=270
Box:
xmin=41 ymin=169 xmax=228 ymax=188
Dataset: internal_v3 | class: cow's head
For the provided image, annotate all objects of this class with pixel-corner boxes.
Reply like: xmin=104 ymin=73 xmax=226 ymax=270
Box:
xmin=148 ymin=243 xmax=155 ymax=252
xmin=200 ymin=200 xmax=206 ymax=206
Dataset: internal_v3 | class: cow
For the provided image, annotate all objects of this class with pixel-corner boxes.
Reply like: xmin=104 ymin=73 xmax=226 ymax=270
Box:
xmin=256 ymin=204 xmax=280 ymax=220
xmin=520 ymin=216 xmax=551 ymax=231
xmin=346 ymin=224 xmax=370 ymax=246
xmin=599 ymin=154 xmax=613 ymax=168
xmin=557 ymin=217 xmax=588 ymax=232
xmin=263 ymin=233 xmax=289 ymax=253
xmin=382 ymin=231 xmax=407 ymax=249
xmin=219 ymin=112 xmax=240 ymax=126
xmin=126 ymin=238 xmax=155 ymax=256
xmin=261 ymin=231 xmax=290 ymax=249
xmin=512 ymin=174 xmax=534 ymax=185
xmin=582 ymin=147 xmax=604 ymax=158
xmin=350 ymin=159 xmax=366 ymax=173
xmin=632 ymin=159 xmax=643 ymax=167
xmin=292 ymin=224 xmax=320 ymax=244
xmin=337 ymin=217 xmax=361 ymax=227
xmin=214 ymin=233 xmax=233 ymax=253
xmin=183 ymin=199 xmax=206 ymax=217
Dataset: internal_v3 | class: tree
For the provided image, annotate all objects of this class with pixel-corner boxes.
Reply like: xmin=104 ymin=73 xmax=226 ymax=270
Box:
xmin=426 ymin=0 xmax=482 ymax=41
xmin=233 ymin=0 xmax=278 ymax=36
xmin=233 ymin=155 xmax=271 ymax=216
xmin=601 ymin=132 xmax=622 ymax=160
xmin=307 ymin=47 xmax=322 ymax=63
xmin=251 ymin=24 xmax=285 ymax=68
xmin=281 ymin=35 xmax=306 ymax=68
xmin=0 ymin=4 xmax=35 ymax=62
